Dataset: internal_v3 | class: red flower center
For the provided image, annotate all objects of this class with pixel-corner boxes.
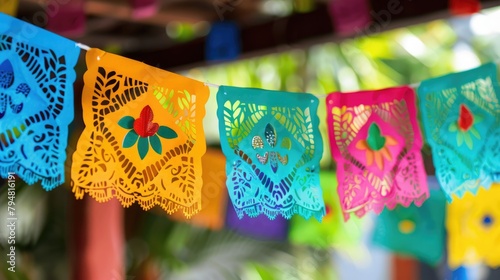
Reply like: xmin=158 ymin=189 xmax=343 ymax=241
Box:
xmin=458 ymin=104 xmax=474 ymax=131
xmin=133 ymin=105 xmax=159 ymax=137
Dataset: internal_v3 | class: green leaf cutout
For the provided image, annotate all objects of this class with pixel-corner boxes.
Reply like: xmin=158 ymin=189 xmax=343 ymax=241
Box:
xmin=470 ymin=127 xmax=481 ymax=140
xmin=118 ymin=116 xmax=135 ymax=129
xmin=457 ymin=132 xmax=464 ymax=146
xmin=150 ymin=134 xmax=162 ymax=155
xmin=464 ymin=133 xmax=473 ymax=150
xmin=138 ymin=137 xmax=149 ymax=159
xmin=157 ymin=126 xmax=178 ymax=139
xmin=123 ymin=130 xmax=139 ymax=148
xmin=448 ymin=123 xmax=458 ymax=132
xmin=366 ymin=123 xmax=386 ymax=151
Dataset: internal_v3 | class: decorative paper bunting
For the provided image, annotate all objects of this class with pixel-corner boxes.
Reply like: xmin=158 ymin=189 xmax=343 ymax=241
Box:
xmin=449 ymin=0 xmax=480 ymax=15
xmin=206 ymin=22 xmax=240 ymax=62
xmin=417 ymin=63 xmax=500 ymax=200
xmin=289 ymin=172 xmax=362 ymax=249
xmin=447 ymin=184 xmax=500 ymax=268
xmin=226 ymin=200 xmax=289 ymax=241
xmin=327 ymin=86 xmax=428 ymax=221
xmin=217 ymin=86 xmax=325 ymax=221
xmin=71 ymin=48 xmax=209 ymax=218
xmin=46 ymin=0 xmax=86 ymax=37
xmin=129 ymin=0 xmax=158 ymax=19
xmin=328 ymin=0 xmax=371 ymax=36
xmin=170 ymin=148 xmax=228 ymax=230
xmin=0 ymin=1 xmax=19 ymax=16
xmin=0 ymin=13 xmax=80 ymax=189
xmin=372 ymin=177 xmax=446 ymax=265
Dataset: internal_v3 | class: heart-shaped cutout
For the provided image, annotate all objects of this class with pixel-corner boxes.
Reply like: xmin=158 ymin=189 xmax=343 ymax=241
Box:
xmin=133 ymin=105 xmax=159 ymax=137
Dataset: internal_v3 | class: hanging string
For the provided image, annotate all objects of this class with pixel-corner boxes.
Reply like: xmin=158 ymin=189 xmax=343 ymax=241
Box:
xmin=74 ymin=39 xmax=500 ymax=93
xmin=76 ymin=42 xmax=90 ymax=51
xmin=204 ymin=82 xmax=220 ymax=88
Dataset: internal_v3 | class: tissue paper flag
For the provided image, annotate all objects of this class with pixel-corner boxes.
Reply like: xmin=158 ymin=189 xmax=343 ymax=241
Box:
xmin=449 ymin=0 xmax=480 ymax=15
xmin=328 ymin=0 xmax=371 ymax=36
xmin=46 ymin=0 xmax=86 ymax=37
xmin=0 ymin=1 xmax=19 ymax=15
xmin=217 ymin=86 xmax=325 ymax=221
xmin=447 ymin=184 xmax=500 ymax=268
xmin=71 ymin=48 xmax=209 ymax=218
xmin=0 ymin=13 xmax=80 ymax=189
xmin=170 ymin=148 xmax=228 ymax=230
xmin=418 ymin=63 xmax=500 ymax=200
xmin=289 ymin=172 xmax=362 ymax=249
xmin=372 ymin=177 xmax=446 ymax=265
xmin=129 ymin=0 xmax=158 ymax=19
xmin=205 ymin=21 xmax=240 ymax=61
xmin=327 ymin=86 xmax=428 ymax=221
xmin=226 ymin=199 xmax=289 ymax=241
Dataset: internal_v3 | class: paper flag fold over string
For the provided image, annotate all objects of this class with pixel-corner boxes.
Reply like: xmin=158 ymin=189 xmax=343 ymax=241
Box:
xmin=372 ymin=177 xmax=446 ymax=265
xmin=217 ymin=86 xmax=325 ymax=221
xmin=0 ymin=13 xmax=80 ymax=189
xmin=447 ymin=184 xmax=500 ymax=268
xmin=71 ymin=48 xmax=209 ymax=218
xmin=327 ymin=86 xmax=428 ymax=221
xmin=289 ymin=172 xmax=362 ymax=249
xmin=418 ymin=63 xmax=500 ymax=200
xmin=170 ymin=148 xmax=228 ymax=230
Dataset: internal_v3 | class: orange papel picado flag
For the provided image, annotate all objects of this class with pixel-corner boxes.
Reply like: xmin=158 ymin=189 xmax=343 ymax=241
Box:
xmin=71 ymin=48 xmax=209 ymax=218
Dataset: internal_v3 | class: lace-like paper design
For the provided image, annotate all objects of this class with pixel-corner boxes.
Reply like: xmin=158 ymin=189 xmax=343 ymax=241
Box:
xmin=327 ymin=86 xmax=428 ymax=221
xmin=447 ymin=184 xmax=500 ymax=268
xmin=217 ymin=86 xmax=325 ymax=221
xmin=71 ymin=49 xmax=209 ymax=218
xmin=372 ymin=177 xmax=446 ymax=265
xmin=170 ymin=149 xmax=228 ymax=229
xmin=418 ymin=63 xmax=500 ymax=200
xmin=0 ymin=14 xmax=79 ymax=189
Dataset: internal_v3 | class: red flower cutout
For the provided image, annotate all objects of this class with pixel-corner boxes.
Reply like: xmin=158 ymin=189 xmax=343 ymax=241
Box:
xmin=133 ymin=105 xmax=159 ymax=137
xmin=458 ymin=104 xmax=473 ymax=132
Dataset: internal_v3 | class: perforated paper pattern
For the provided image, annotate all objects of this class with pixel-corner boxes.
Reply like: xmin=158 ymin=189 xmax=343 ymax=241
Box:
xmin=327 ymin=86 xmax=428 ymax=221
xmin=418 ymin=63 xmax=500 ymax=200
xmin=71 ymin=49 xmax=209 ymax=217
xmin=0 ymin=14 xmax=79 ymax=189
xmin=372 ymin=178 xmax=446 ymax=265
xmin=217 ymin=86 xmax=325 ymax=221
xmin=447 ymin=184 xmax=500 ymax=268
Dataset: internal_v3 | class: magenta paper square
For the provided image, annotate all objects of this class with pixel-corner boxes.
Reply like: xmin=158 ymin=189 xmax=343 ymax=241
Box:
xmin=327 ymin=86 xmax=429 ymax=221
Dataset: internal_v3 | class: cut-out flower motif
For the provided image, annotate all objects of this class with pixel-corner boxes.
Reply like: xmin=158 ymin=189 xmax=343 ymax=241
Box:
xmin=0 ymin=59 xmax=31 ymax=119
xmin=119 ymin=105 xmax=178 ymax=159
xmin=251 ymin=123 xmax=291 ymax=173
xmin=355 ymin=123 xmax=397 ymax=170
xmin=448 ymin=104 xmax=482 ymax=149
